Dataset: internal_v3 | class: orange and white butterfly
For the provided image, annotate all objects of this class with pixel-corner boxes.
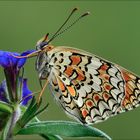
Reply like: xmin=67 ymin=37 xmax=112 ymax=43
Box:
xmin=27 ymin=8 xmax=140 ymax=124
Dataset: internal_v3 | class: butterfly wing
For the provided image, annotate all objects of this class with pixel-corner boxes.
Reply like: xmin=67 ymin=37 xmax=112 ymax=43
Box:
xmin=48 ymin=71 xmax=85 ymax=123
xmin=47 ymin=46 xmax=140 ymax=124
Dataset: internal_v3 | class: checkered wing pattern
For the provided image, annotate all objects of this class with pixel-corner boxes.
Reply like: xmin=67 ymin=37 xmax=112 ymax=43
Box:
xmin=46 ymin=46 xmax=140 ymax=124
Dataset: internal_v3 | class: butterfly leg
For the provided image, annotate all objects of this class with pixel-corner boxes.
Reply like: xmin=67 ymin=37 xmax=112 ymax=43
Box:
xmin=19 ymin=90 xmax=40 ymax=104
xmin=37 ymin=79 xmax=48 ymax=103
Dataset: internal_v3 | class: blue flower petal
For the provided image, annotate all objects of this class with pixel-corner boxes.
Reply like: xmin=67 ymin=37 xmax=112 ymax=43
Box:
xmin=21 ymin=79 xmax=32 ymax=105
xmin=0 ymin=78 xmax=33 ymax=106
xmin=0 ymin=80 xmax=8 ymax=102
xmin=0 ymin=50 xmax=35 ymax=69
xmin=21 ymin=50 xmax=35 ymax=56
xmin=17 ymin=50 xmax=35 ymax=69
xmin=0 ymin=51 xmax=18 ymax=68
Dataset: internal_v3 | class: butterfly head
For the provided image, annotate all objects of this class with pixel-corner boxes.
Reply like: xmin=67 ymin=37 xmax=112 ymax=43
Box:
xmin=36 ymin=33 xmax=50 ymax=50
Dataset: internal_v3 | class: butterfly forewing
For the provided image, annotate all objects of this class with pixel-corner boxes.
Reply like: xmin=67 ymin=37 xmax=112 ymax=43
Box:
xmin=37 ymin=46 xmax=140 ymax=124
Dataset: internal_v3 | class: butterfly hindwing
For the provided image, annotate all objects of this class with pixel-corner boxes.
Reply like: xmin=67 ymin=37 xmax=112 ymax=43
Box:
xmin=49 ymin=71 xmax=85 ymax=123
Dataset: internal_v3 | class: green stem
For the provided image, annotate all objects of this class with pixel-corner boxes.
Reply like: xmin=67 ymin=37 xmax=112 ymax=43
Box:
xmin=6 ymin=112 xmax=16 ymax=140
xmin=2 ymin=104 xmax=21 ymax=140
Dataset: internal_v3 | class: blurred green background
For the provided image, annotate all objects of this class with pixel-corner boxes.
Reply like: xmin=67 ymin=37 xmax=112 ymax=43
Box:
xmin=0 ymin=1 xmax=140 ymax=140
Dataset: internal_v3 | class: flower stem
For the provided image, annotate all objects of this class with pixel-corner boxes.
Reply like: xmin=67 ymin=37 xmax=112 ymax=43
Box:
xmin=1 ymin=104 xmax=21 ymax=140
xmin=6 ymin=109 xmax=17 ymax=140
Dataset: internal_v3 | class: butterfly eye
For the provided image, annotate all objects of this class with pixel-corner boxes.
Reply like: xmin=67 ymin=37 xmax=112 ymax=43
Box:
xmin=36 ymin=41 xmax=48 ymax=50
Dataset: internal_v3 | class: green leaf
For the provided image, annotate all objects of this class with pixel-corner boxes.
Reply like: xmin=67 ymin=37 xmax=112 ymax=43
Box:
xmin=1 ymin=114 xmax=13 ymax=140
xmin=0 ymin=101 xmax=13 ymax=114
xmin=17 ymin=97 xmax=38 ymax=127
xmin=33 ymin=103 xmax=49 ymax=117
xmin=40 ymin=134 xmax=63 ymax=140
xmin=0 ymin=102 xmax=13 ymax=131
xmin=19 ymin=113 xmax=62 ymax=140
xmin=13 ymin=98 xmax=37 ymax=134
xmin=17 ymin=121 xmax=111 ymax=140
xmin=0 ymin=112 xmax=9 ymax=131
xmin=14 ymin=98 xmax=49 ymax=135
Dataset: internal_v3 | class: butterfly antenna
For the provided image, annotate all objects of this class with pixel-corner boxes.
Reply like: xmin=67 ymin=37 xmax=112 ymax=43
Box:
xmin=48 ymin=8 xmax=78 ymax=43
xmin=48 ymin=11 xmax=90 ymax=44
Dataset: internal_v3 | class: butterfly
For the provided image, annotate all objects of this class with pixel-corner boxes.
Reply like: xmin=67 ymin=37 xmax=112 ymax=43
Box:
xmin=24 ymin=8 xmax=140 ymax=124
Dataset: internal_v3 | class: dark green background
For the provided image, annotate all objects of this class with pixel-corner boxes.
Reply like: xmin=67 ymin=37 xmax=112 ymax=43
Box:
xmin=0 ymin=1 xmax=140 ymax=140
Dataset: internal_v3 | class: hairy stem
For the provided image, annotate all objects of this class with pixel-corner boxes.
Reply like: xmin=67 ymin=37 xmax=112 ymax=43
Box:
xmin=6 ymin=111 xmax=16 ymax=140
xmin=4 ymin=104 xmax=20 ymax=140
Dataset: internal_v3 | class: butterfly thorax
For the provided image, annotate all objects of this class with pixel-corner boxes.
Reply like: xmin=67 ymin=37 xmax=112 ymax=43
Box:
xmin=35 ymin=40 xmax=54 ymax=79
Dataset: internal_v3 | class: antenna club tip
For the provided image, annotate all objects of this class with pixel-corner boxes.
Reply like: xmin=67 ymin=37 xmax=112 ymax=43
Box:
xmin=72 ymin=7 xmax=79 ymax=12
xmin=86 ymin=11 xmax=90 ymax=15
xmin=81 ymin=11 xmax=90 ymax=17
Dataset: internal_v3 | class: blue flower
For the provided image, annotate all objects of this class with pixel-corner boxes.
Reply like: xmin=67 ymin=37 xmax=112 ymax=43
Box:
xmin=0 ymin=79 xmax=32 ymax=106
xmin=0 ymin=81 xmax=8 ymax=103
xmin=21 ymin=79 xmax=32 ymax=105
xmin=0 ymin=50 xmax=35 ymax=69
xmin=0 ymin=50 xmax=34 ymax=104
